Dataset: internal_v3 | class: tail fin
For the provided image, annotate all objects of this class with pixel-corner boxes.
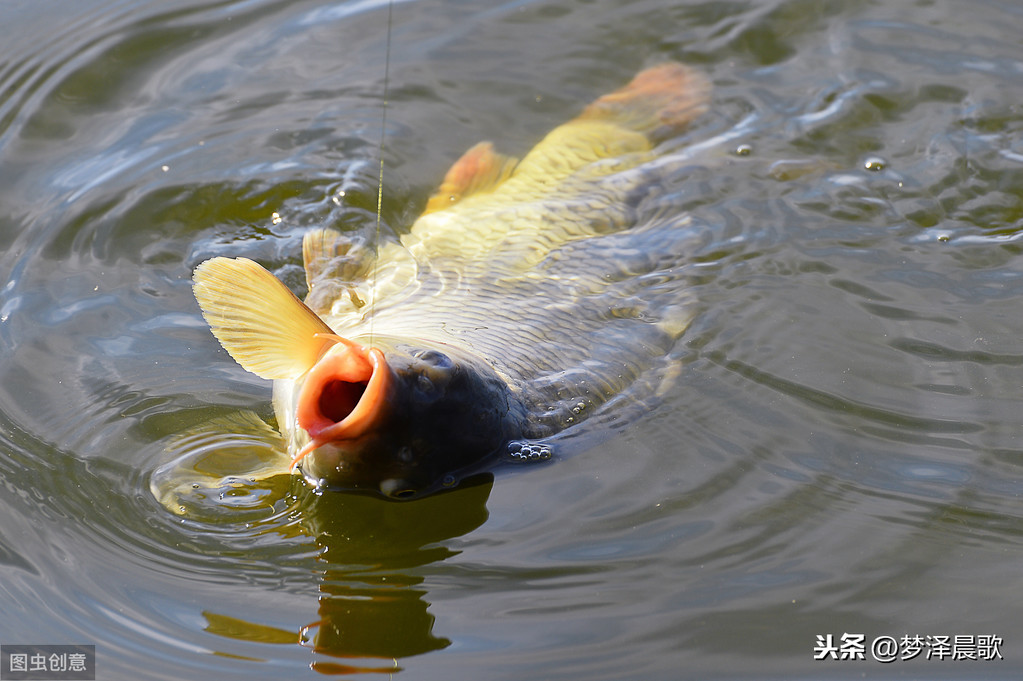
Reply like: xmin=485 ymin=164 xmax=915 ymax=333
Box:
xmin=576 ymin=62 xmax=710 ymax=143
xmin=497 ymin=63 xmax=710 ymax=192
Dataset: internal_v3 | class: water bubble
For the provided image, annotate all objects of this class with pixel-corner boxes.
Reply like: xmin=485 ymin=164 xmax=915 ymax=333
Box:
xmin=507 ymin=441 xmax=553 ymax=462
xmin=937 ymin=234 xmax=950 ymax=243
xmin=271 ymin=212 xmax=282 ymax=225
xmin=863 ymin=156 xmax=886 ymax=172
xmin=735 ymin=144 xmax=753 ymax=156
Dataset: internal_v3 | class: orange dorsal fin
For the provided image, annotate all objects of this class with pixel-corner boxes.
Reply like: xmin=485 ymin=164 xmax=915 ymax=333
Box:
xmin=422 ymin=141 xmax=518 ymax=214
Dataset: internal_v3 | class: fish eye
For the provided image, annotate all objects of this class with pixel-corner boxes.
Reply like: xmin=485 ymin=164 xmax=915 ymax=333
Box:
xmin=380 ymin=478 xmax=418 ymax=500
xmin=413 ymin=349 xmax=453 ymax=369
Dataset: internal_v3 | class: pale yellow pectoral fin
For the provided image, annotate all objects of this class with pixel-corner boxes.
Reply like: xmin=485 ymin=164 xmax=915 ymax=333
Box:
xmin=193 ymin=257 xmax=334 ymax=379
xmin=302 ymin=228 xmax=374 ymax=287
xmin=150 ymin=410 xmax=294 ymax=517
xmin=422 ymin=141 xmax=519 ymax=214
xmin=302 ymin=228 xmax=344 ymax=290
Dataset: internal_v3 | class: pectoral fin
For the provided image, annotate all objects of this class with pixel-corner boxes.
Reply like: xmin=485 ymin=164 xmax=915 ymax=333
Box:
xmin=423 ymin=141 xmax=518 ymax=214
xmin=150 ymin=410 xmax=294 ymax=517
xmin=302 ymin=228 xmax=374 ymax=289
xmin=301 ymin=228 xmax=375 ymax=314
xmin=193 ymin=257 xmax=334 ymax=379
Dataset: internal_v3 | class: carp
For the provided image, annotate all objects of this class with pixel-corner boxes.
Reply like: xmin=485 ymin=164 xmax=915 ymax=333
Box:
xmin=187 ymin=63 xmax=709 ymax=500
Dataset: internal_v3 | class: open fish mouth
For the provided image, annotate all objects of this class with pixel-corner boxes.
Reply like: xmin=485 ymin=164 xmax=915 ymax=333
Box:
xmin=286 ymin=335 xmax=533 ymax=499
xmin=291 ymin=337 xmax=434 ymax=500
xmin=294 ymin=335 xmax=392 ymax=467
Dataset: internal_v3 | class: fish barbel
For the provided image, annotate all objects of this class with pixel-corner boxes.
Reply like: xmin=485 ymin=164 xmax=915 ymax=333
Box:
xmin=191 ymin=63 xmax=709 ymax=499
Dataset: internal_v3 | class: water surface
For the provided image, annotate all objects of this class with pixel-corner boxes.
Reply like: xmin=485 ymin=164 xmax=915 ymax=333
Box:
xmin=2 ymin=0 xmax=1023 ymax=679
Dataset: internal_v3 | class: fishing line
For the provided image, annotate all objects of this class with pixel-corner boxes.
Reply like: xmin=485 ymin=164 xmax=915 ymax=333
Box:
xmin=369 ymin=0 xmax=395 ymax=345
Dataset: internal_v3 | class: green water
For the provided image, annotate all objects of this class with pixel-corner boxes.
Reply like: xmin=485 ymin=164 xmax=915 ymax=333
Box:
xmin=2 ymin=0 xmax=1023 ymax=679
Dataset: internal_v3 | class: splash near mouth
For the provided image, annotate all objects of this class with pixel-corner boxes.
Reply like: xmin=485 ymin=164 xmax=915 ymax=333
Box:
xmin=292 ymin=335 xmax=391 ymax=470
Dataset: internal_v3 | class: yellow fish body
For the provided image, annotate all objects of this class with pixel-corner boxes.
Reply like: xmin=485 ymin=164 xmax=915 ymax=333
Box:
xmin=192 ymin=63 xmax=709 ymax=499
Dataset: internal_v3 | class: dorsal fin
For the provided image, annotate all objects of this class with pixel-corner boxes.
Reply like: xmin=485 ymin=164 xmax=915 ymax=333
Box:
xmin=422 ymin=141 xmax=518 ymax=214
xmin=193 ymin=257 xmax=334 ymax=379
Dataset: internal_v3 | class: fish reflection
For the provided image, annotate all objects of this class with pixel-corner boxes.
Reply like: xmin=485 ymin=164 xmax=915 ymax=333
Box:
xmin=192 ymin=471 xmax=492 ymax=672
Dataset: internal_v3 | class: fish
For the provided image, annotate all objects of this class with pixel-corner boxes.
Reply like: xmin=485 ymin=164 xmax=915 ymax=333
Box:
xmin=188 ymin=62 xmax=709 ymax=500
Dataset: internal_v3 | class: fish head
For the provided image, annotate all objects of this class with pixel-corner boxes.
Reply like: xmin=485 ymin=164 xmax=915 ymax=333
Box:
xmin=292 ymin=336 xmax=524 ymax=499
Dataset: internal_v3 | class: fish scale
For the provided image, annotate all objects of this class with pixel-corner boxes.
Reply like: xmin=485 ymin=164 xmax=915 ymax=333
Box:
xmin=338 ymin=212 xmax=703 ymax=437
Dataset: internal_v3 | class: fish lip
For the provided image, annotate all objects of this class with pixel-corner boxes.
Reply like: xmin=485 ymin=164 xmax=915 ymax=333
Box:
xmin=296 ymin=342 xmax=393 ymax=444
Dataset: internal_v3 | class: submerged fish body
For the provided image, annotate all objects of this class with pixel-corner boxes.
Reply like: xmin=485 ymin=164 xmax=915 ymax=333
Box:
xmin=191 ymin=63 xmax=709 ymax=499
